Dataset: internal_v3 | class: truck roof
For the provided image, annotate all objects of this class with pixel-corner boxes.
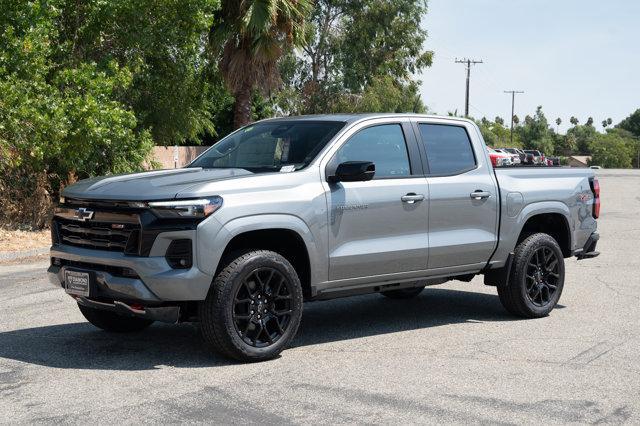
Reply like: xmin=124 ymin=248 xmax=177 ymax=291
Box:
xmin=258 ymin=113 xmax=475 ymax=126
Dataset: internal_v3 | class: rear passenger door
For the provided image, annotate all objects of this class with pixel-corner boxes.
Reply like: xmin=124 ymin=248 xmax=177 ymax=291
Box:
xmin=324 ymin=120 xmax=429 ymax=281
xmin=413 ymin=120 xmax=499 ymax=270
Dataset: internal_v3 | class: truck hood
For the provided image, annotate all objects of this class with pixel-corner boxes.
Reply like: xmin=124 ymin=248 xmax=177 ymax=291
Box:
xmin=62 ymin=168 xmax=254 ymax=201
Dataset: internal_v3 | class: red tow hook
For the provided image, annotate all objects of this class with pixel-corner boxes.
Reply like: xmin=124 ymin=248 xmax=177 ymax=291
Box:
xmin=129 ymin=303 xmax=145 ymax=311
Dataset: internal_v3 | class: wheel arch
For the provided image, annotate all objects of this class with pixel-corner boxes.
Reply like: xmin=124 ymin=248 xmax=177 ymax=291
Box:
xmin=515 ymin=205 xmax=572 ymax=258
xmin=202 ymin=215 xmax=320 ymax=299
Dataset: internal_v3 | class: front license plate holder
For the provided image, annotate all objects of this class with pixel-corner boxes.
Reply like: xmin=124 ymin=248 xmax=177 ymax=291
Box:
xmin=64 ymin=269 xmax=93 ymax=297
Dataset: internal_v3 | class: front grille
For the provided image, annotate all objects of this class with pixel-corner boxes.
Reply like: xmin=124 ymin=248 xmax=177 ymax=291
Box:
xmin=55 ymin=218 xmax=140 ymax=253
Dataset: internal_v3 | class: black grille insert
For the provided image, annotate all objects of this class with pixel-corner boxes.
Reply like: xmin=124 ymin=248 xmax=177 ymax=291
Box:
xmin=55 ymin=218 xmax=140 ymax=253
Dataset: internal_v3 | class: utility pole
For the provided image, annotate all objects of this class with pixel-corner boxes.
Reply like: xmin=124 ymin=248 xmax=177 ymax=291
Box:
xmin=504 ymin=90 xmax=524 ymax=144
xmin=455 ymin=58 xmax=483 ymax=117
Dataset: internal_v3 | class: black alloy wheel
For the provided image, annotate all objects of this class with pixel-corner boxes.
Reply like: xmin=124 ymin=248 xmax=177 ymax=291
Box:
xmin=497 ymin=233 xmax=565 ymax=318
xmin=199 ymin=250 xmax=303 ymax=362
xmin=232 ymin=267 xmax=293 ymax=347
xmin=524 ymin=246 xmax=560 ymax=307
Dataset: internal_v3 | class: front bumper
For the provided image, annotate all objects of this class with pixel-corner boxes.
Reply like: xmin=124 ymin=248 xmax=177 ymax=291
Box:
xmin=48 ymin=243 xmax=214 ymax=302
xmin=76 ymin=297 xmax=180 ymax=323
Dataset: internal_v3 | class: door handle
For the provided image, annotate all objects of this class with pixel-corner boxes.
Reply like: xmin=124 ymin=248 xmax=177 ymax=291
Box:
xmin=470 ymin=190 xmax=491 ymax=200
xmin=401 ymin=193 xmax=425 ymax=204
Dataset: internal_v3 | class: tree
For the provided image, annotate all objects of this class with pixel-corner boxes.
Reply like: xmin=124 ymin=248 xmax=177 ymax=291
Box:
xmin=567 ymin=124 xmax=597 ymax=154
xmin=495 ymin=116 xmax=505 ymax=126
xmin=617 ymin=109 xmax=640 ymax=137
xmin=328 ymin=76 xmax=426 ymax=114
xmin=589 ymin=132 xmax=633 ymax=168
xmin=211 ymin=0 xmax=311 ymax=129
xmin=516 ymin=106 xmax=554 ymax=154
xmin=279 ymin=0 xmax=432 ymax=115
xmin=513 ymin=115 xmax=520 ymax=126
xmin=586 ymin=117 xmax=594 ymax=127
xmin=570 ymin=116 xmax=579 ymax=126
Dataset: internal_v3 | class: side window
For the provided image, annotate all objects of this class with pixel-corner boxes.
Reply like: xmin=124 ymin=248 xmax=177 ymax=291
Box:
xmin=419 ymin=124 xmax=476 ymax=175
xmin=335 ymin=124 xmax=411 ymax=178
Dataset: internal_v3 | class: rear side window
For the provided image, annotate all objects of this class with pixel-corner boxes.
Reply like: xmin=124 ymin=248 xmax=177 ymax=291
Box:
xmin=418 ymin=124 xmax=476 ymax=175
xmin=335 ymin=124 xmax=411 ymax=178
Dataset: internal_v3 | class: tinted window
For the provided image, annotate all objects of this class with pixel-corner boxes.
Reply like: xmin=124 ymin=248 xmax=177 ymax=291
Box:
xmin=418 ymin=124 xmax=476 ymax=175
xmin=189 ymin=121 xmax=345 ymax=173
xmin=335 ymin=124 xmax=411 ymax=178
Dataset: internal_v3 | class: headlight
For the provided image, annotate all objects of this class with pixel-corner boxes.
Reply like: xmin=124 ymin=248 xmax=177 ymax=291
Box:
xmin=148 ymin=196 xmax=223 ymax=219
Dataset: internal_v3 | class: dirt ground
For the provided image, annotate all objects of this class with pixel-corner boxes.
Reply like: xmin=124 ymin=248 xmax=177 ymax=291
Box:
xmin=0 ymin=228 xmax=50 ymax=253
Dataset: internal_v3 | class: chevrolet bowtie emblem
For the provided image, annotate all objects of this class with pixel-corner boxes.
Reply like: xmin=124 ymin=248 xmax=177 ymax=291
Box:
xmin=73 ymin=207 xmax=94 ymax=222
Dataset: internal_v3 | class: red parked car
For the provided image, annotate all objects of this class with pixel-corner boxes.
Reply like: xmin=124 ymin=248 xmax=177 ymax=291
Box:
xmin=487 ymin=147 xmax=513 ymax=167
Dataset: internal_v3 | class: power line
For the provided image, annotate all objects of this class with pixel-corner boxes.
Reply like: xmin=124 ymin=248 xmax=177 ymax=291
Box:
xmin=455 ymin=58 xmax=483 ymax=117
xmin=504 ymin=90 xmax=524 ymax=144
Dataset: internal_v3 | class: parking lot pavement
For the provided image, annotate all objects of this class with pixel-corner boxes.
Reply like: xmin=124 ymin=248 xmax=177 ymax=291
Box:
xmin=1 ymin=169 xmax=638 ymax=424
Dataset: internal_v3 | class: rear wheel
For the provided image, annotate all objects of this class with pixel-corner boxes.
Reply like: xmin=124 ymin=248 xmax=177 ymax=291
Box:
xmin=78 ymin=304 xmax=154 ymax=332
xmin=381 ymin=284 xmax=425 ymax=299
xmin=199 ymin=250 xmax=303 ymax=362
xmin=497 ymin=233 xmax=565 ymax=318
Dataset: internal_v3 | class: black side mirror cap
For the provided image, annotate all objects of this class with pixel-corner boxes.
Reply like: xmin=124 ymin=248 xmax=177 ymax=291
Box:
xmin=328 ymin=161 xmax=375 ymax=183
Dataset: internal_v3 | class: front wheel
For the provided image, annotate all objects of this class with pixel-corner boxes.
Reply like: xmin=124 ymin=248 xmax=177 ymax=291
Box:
xmin=199 ymin=250 xmax=303 ymax=362
xmin=497 ymin=233 xmax=565 ymax=318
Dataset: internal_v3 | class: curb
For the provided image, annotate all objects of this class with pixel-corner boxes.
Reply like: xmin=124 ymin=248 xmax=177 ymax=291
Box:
xmin=0 ymin=247 xmax=49 ymax=261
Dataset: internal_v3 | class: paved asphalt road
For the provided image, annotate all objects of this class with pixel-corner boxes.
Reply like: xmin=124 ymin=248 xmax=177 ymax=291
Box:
xmin=1 ymin=170 xmax=638 ymax=424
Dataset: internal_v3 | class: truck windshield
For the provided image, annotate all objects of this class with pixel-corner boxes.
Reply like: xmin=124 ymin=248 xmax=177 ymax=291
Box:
xmin=188 ymin=121 xmax=345 ymax=173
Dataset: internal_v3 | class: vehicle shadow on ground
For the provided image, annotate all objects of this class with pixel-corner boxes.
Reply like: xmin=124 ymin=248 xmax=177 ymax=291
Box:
xmin=0 ymin=288 xmax=528 ymax=370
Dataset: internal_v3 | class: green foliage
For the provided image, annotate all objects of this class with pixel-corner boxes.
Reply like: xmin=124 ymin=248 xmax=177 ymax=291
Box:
xmin=589 ymin=131 xmax=633 ymax=168
xmin=279 ymin=0 xmax=431 ymax=115
xmin=617 ymin=109 xmax=640 ymax=137
xmin=516 ymin=106 xmax=554 ymax=154
xmin=566 ymin=123 xmax=598 ymax=154
xmin=475 ymin=118 xmax=519 ymax=148
xmin=211 ymin=0 xmax=312 ymax=128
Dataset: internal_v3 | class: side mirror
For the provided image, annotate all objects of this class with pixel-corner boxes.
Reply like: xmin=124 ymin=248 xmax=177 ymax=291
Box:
xmin=328 ymin=161 xmax=375 ymax=183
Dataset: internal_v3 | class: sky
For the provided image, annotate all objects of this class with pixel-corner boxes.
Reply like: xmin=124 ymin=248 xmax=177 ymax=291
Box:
xmin=418 ymin=0 xmax=640 ymax=133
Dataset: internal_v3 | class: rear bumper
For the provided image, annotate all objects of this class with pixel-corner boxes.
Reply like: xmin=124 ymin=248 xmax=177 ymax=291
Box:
xmin=575 ymin=232 xmax=600 ymax=260
xmin=48 ymin=243 xmax=214 ymax=302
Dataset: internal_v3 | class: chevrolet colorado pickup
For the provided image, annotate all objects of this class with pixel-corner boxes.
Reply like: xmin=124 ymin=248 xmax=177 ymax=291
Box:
xmin=49 ymin=114 xmax=600 ymax=361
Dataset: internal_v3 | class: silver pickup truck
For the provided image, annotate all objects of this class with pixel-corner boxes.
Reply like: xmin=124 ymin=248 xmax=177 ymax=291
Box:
xmin=49 ymin=114 xmax=600 ymax=361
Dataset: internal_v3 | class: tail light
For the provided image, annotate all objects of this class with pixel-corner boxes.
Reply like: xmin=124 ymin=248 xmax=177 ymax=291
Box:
xmin=590 ymin=177 xmax=600 ymax=218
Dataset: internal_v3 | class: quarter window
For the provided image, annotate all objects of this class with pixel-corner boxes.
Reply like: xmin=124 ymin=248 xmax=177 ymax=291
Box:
xmin=419 ymin=124 xmax=476 ymax=175
xmin=335 ymin=124 xmax=411 ymax=178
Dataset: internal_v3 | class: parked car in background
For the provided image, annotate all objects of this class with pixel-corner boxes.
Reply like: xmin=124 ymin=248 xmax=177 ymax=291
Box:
xmin=501 ymin=148 xmax=526 ymax=164
xmin=548 ymin=156 xmax=561 ymax=166
xmin=495 ymin=148 xmax=521 ymax=165
xmin=487 ymin=147 xmax=513 ymax=167
xmin=524 ymin=150 xmax=544 ymax=165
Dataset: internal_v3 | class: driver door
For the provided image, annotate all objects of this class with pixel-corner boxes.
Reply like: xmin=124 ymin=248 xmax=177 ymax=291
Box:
xmin=325 ymin=121 xmax=429 ymax=281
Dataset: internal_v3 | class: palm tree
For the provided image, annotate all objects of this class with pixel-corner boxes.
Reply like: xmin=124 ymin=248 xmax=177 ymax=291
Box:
xmin=570 ymin=116 xmax=579 ymax=126
xmin=555 ymin=117 xmax=562 ymax=133
xmin=211 ymin=0 xmax=311 ymax=129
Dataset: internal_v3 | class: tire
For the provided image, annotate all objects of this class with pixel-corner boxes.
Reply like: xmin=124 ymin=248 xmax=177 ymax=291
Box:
xmin=78 ymin=304 xmax=154 ymax=332
xmin=381 ymin=284 xmax=425 ymax=299
xmin=199 ymin=250 xmax=303 ymax=362
xmin=497 ymin=233 xmax=565 ymax=318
